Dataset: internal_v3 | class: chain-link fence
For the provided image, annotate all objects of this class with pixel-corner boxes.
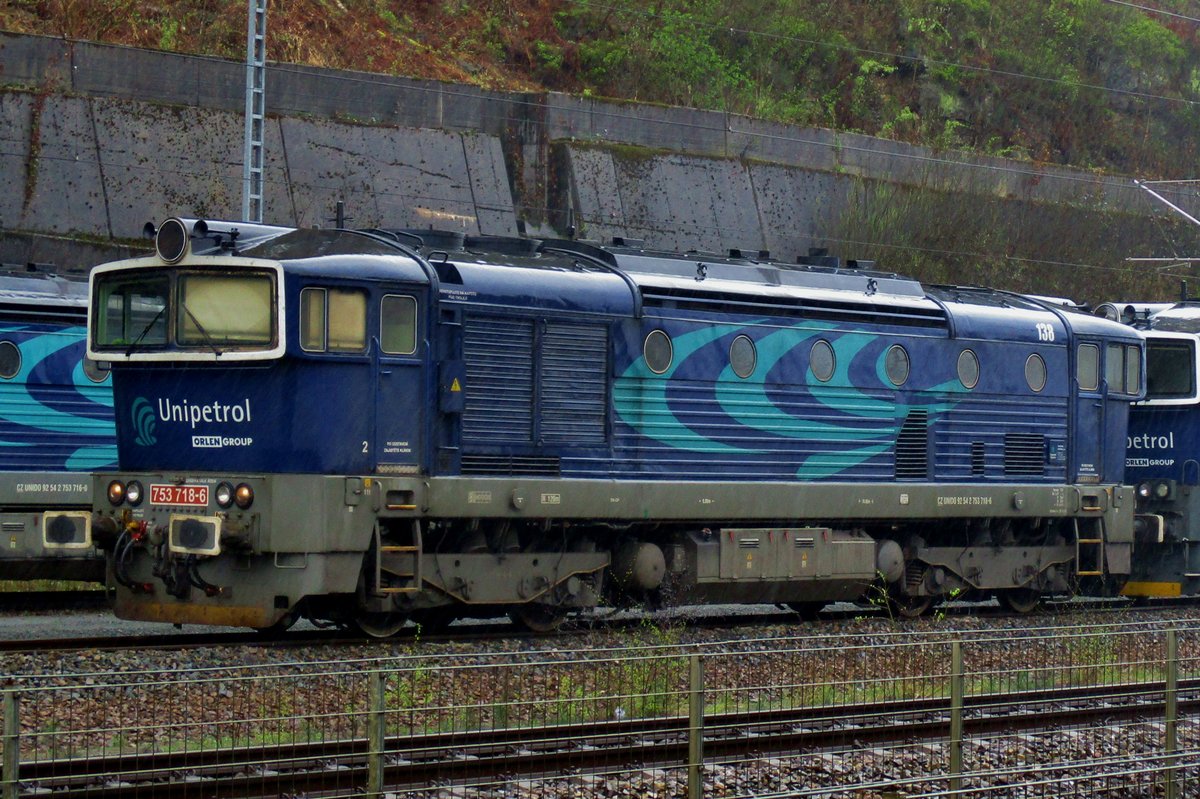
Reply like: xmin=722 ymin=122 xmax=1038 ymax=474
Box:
xmin=2 ymin=618 xmax=1198 ymax=797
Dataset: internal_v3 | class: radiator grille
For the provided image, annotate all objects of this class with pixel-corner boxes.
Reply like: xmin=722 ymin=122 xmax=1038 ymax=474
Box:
xmin=541 ymin=323 xmax=608 ymax=445
xmin=462 ymin=318 xmax=534 ymax=443
xmin=895 ymin=410 xmax=929 ymax=479
xmin=1004 ymin=433 xmax=1045 ymax=476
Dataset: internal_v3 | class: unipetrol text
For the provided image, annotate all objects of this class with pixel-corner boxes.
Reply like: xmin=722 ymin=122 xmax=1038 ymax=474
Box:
xmin=158 ymin=398 xmax=252 ymax=429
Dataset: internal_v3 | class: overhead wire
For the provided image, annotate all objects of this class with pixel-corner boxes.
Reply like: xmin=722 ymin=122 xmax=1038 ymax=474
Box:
xmin=1101 ymin=0 xmax=1200 ymax=22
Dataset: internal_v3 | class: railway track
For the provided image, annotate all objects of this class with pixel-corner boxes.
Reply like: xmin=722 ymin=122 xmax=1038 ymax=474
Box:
xmin=15 ymin=677 xmax=1196 ymax=797
xmin=0 ymin=596 xmax=1193 ymax=653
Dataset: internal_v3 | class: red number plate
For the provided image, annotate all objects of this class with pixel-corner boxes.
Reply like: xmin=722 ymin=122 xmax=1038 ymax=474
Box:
xmin=150 ymin=484 xmax=209 ymax=507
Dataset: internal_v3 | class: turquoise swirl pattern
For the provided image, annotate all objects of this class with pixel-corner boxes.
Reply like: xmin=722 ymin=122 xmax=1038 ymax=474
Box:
xmin=0 ymin=323 xmax=115 ymax=471
xmin=613 ymin=322 xmax=965 ymax=480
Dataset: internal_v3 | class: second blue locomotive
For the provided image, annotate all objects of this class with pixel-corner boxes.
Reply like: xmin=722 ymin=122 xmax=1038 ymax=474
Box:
xmin=87 ymin=219 xmax=1141 ymax=632
xmin=0 ymin=268 xmax=116 ymax=581
xmin=1098 ymin=300 xmax=1200 ymax=599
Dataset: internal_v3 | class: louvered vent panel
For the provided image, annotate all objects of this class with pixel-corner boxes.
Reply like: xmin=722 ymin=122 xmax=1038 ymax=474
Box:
xmin=461 ymin=455 xmax=560 ymax=477
xmin=1004 ymin=433 xmax=1045 ymax=476
xmin=541 ymin=323 xmax=608 ymax=445
xmin=895 ymin=410 xmax=929 ymax=479
xmin=971 ymin=441 xmax=986 ymax=476
xmin=462 ymin=318 xmax=534 ymax=443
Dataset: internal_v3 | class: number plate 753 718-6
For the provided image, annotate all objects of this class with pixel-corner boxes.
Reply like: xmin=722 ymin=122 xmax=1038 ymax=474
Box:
xmin=150 ymin=484 xmax=209 ymax=506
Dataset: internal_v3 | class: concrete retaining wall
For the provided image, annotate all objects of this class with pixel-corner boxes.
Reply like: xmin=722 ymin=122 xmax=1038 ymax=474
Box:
xmin=1 ymin=32 xmax=1193 ymax=294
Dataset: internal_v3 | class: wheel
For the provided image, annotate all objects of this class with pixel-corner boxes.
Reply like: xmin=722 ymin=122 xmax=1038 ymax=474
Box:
xmin=509 ymin=603 xmax=569 ymax=633
xmin=997 ymin=587 xmax=1041 ymax=614
xmin=353 ymin=612 xmax=408 ymax=638
xmin=888 ymin=592 xmax=933 ymax=619
xmin=411 ymin=607 xmax=458 ymax=635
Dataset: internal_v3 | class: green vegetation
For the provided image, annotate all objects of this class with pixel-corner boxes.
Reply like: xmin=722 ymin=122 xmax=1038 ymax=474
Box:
xmin=3 ymin=0 xmax=1198 ymax=176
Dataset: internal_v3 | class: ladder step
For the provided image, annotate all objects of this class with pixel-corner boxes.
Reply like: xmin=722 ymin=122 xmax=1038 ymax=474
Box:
xmin=380 ymin=586 xmax=419 ymax=594
xmin=381 ymin=545 xmax=419 ymax=553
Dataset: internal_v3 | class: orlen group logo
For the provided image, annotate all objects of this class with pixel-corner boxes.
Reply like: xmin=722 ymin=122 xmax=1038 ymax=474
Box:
xmin=131 ymin=397 xmax=158 ymax=446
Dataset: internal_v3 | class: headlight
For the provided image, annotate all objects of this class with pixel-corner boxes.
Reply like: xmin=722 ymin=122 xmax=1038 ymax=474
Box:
xmin=125 ymin=480 xmax=143 ymax=506
xmin=234 ymin=483 xmax=254 ymax=509
xmin=107 ymin=480 xmax=125 ymax=506
xmin=1155 ymin=482 xmax=1171 ymax=499
xmin=215 ymin=481 xmax=235 ymax=509
xmin=1137 ymin=483 xmax=1152 ymax=498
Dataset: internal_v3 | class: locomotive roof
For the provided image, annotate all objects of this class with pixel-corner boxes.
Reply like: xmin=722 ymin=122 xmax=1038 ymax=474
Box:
xmin=1146 ymin=302 xmax=1200 ymax=333
xmin=0 ymin=270 xmax=88 ymax=314
xmin=1094 ymin=300 xmax=1200 ymax=334
xmin=165 ymin=221 xmax=1135 ymax=336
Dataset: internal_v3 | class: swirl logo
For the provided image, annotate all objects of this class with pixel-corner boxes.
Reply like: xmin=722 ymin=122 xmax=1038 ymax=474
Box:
xmin=131 ymin=397 xmax=157 ymax=447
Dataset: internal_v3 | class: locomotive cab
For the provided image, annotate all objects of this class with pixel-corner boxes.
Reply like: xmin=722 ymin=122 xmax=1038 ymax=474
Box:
xmin=1101 ymin=301 xmax=1200 ymax=598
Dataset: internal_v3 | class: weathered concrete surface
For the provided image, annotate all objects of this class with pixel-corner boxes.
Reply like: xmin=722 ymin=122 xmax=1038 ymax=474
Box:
xmin=0 ymin=92 xmax=33 ymax=234
xmin=0 ymin=230 xmax=141 ymax=271
xmin=1 ymin=31 xmax=1193 ymax=287
xmin=2 ymin=89 xmax=516 ymax=248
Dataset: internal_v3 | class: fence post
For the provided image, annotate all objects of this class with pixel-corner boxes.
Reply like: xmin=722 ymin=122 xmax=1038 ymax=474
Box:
xmin=950 ymin=640 xmax=963 ymax=794
xmin=1165 ymin=628 xmax=1178 ymax=799
xmin=367 ymin=670 xmax=387 ymax=797
xmin=688 ymin=654 xmax=705 ymax=799
xmin=2 ymin=691 xmax=17 ymax=799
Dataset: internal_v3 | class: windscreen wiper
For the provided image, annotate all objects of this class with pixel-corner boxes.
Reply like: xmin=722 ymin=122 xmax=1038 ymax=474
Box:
xmin=125 ymin=305 xmax=167 ymax=356
xmin=181 ymin=303 xmax=224 ymax=356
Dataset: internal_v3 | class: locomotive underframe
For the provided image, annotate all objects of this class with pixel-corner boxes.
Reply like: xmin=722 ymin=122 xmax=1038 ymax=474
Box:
xmin=1125 ymin=481 xmax=1200 ymax=598
xmin=95 ymin=472 xmax=1136 ymax=630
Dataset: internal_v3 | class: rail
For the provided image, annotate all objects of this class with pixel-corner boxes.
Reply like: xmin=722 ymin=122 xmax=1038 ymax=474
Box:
xmin=1 ymin=619 xmax=1198 ymax=797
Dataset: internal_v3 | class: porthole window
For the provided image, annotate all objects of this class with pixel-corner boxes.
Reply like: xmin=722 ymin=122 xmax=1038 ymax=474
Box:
xmin=82 ymin=357 xmax=109 ymax=383
xmin=810 ymin=339 xmax=835 ymax=382
xmin=644 ymin=330 xmax=673 ymax=374
xmin=884 ymin=344 xmax=910 ymax=386
xmin=729 ymin=334 xmax=756 ymax=379
xmin=957 ymin=349 xmax=979 ymax=390
xmin=0 ymin=342 xmax=20 ymax=379
xmin=1025 ymin=353 xmax=1047 ymax=392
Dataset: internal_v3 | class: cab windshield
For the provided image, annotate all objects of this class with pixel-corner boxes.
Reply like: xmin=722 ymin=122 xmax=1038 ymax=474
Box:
xmin=93 ymin=268 xmax=277 ymax=354
xmin=1145 ymin=338 xmax=1196 ymax=400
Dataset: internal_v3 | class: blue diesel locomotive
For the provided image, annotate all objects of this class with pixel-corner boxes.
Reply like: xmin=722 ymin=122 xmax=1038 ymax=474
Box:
xmin=87 ymin=218 xmax=1142 ymax=633
xmin=0 ymin=268 xmax=116 ymax=581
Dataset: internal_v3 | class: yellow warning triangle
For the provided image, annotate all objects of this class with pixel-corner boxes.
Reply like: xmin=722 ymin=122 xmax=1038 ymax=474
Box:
xmin=450 ymin=378 xmax=462 ymax=392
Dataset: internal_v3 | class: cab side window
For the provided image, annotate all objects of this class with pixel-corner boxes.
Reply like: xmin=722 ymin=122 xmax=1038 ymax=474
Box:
xmin=1076 ymin=343 xmax=1099 ymax=391
xmin=380 ymin=295 xmax=418 ymax=355
xmin=300 ymin=287 xmax=367 ymax=353
xmin=1104 ymin=342 xmax=1142 ymax=396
